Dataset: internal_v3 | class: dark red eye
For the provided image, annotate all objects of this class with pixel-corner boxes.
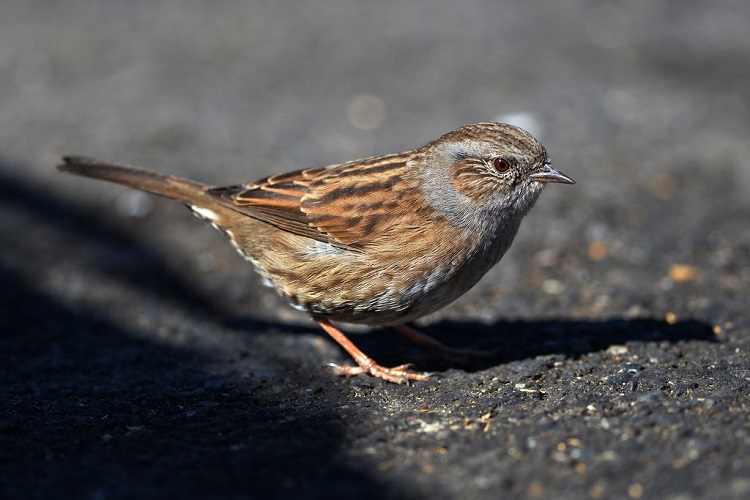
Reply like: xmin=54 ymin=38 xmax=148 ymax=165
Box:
xmin=493 ymin=157 xmax=511 ymax=173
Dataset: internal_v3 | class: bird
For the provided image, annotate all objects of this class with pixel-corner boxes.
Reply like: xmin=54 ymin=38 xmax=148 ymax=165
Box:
xmin=58 ymin=122 xmax=574 ymax=384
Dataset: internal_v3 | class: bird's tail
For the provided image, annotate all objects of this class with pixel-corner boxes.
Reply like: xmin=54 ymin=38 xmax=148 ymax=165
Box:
xmin=57 ymin=156 xmax=212 ymax=206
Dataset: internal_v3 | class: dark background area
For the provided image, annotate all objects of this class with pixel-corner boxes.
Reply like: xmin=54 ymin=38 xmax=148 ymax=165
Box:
xmin=2 ymin=1 xmax=749 ymax=498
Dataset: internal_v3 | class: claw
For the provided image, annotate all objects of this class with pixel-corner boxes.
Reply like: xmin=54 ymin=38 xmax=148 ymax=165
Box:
xmin=328 ymin=362 xmax=431 ymax=384
xmin=316 ymin=319 xmax=435 ymax=384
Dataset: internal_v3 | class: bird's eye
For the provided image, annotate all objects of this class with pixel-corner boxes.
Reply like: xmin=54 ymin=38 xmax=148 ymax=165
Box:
xmin=492 ymin=157 xmax=511 ymax=173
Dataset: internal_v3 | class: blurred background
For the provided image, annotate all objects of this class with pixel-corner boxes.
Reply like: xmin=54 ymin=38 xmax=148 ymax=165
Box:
xmin=2 ymin=1 xmax=750 ymax=498
xmin=3 ymin=0 xmax=748 ymax=325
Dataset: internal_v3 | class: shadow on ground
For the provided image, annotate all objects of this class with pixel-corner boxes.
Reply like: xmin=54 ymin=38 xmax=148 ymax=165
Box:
xmin=0 ymin=163 xmax=229 ymax=317
xmin=0 ymin=259 xmax=402 ymax=499
xmin=0 ymin=163 xmax=400 ymax=498
xmin=225 ymin=315 xmax=716 ymax=376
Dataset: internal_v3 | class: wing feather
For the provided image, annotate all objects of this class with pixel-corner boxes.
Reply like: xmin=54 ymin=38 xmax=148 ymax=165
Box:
xmin=206 ymin=152 xmax=420 ymax=250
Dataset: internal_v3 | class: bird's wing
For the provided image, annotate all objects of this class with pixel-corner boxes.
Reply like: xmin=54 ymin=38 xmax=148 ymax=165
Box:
xmin=208 ymin=152 xmax=418 ymax=251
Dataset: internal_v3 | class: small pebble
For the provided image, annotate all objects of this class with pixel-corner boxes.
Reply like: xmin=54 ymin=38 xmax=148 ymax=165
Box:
xmin=669 ymin=264 xmax=698 ymax=282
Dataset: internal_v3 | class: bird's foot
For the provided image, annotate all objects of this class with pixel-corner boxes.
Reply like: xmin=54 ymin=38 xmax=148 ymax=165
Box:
xmin=328 ymin=362 xmax=432 ymax=385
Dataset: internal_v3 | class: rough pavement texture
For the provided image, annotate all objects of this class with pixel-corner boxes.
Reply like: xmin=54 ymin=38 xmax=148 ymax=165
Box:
xmin=2 ymin=1 xmax=749 ymax=499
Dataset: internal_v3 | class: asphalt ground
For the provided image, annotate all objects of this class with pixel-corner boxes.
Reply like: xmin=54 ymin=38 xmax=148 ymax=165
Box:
xmin=1 ymin=1 xmax=749 ymax=499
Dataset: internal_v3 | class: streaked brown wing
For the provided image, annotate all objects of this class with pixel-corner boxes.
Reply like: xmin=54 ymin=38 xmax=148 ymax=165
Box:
xmin=301 ymin=152 xmax=420 ymax=247
xmin=207 ymin=151 xmax=418 ymax=251
xmin=207 ymin=165 xmax=339 ymax=246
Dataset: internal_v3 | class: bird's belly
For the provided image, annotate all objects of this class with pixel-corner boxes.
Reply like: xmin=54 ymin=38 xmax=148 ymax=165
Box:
xmin=260 ymin=238 xmax=505 ymax=326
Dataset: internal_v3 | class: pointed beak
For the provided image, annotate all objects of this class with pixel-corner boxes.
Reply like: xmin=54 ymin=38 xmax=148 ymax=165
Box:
xmin=527 ymin=164 xmax=575 ymax=184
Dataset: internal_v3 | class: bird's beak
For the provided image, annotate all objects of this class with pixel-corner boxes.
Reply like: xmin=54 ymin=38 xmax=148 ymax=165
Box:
xmin=527 ymin=164 xmax=575 ymax=184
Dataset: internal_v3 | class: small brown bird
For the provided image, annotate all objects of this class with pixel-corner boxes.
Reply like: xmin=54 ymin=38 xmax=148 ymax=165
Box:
xmin=58 ymin=122 xmax=573 ymax=383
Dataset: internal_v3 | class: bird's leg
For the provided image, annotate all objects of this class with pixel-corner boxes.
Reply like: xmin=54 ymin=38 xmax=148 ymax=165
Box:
xmin=390 ymin=324 xmax=494 ymax=359
xmin=315 ymin=318 xmax=431 ymax=384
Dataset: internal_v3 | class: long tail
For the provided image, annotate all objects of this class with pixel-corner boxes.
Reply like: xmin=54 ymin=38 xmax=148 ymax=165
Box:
xmin=57 ymin=156 xmax=212 ymax=206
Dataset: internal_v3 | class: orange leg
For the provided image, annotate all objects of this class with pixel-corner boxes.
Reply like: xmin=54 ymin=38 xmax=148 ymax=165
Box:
xmin=315 ymin=318 xmax=431 ymax=384
xmin=390 ymin=324 xmax=494 ymax=358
